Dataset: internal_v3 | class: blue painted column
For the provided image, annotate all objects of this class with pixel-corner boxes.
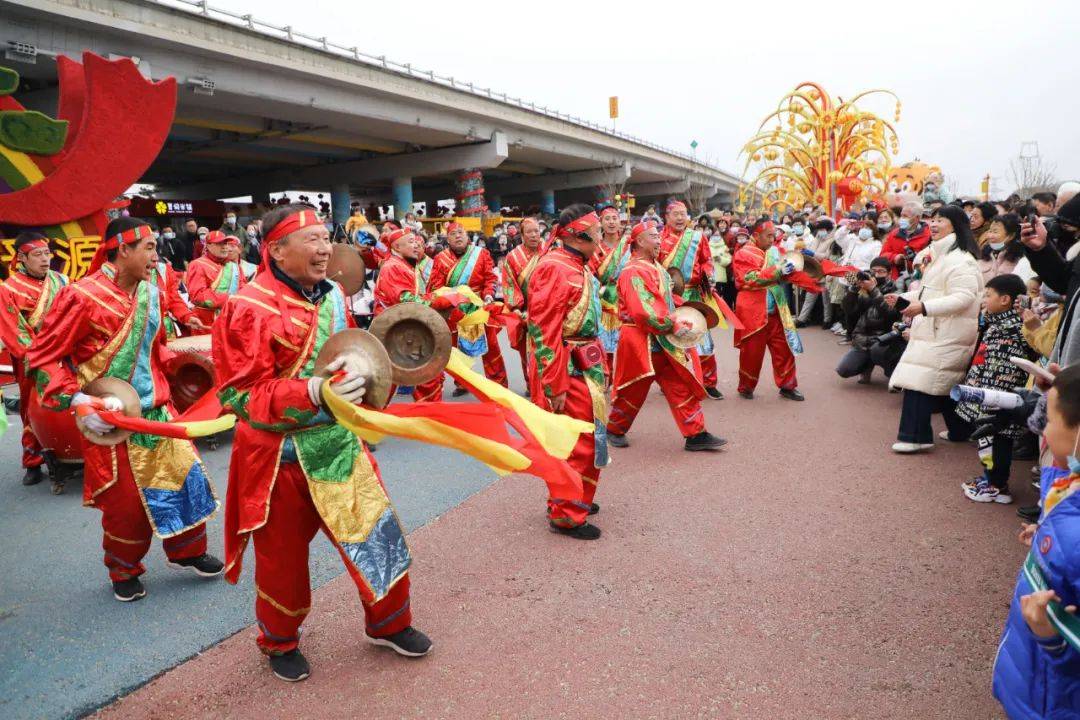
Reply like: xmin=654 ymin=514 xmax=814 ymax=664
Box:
xmin=487 ymin=195 xmax=502 ymax=213
xmin=393 ymin=177 xmax=413 ymax=221
xmin=540 ymin=189 xmax=556 ymax=216
xmin=330 ymin=184 xmax=351 ymax=226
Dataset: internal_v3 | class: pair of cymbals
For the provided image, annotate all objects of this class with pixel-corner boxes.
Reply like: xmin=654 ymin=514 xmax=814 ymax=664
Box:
xmin=782 ymin=251 xmax=824 ymax=279
xmin=326 ymin=243 xmax=367 ymax=296
xmin=314 ymin=303 xmax=452 ymax=409
xmin=665 ymin=301 xmax=720 ymax=349
xmin=76 ymin=377 xmax=141 ymax=446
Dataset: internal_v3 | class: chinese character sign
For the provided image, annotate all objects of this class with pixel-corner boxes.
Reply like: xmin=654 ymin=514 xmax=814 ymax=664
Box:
xmin=0 ymin=236 xmax=102 ymax=280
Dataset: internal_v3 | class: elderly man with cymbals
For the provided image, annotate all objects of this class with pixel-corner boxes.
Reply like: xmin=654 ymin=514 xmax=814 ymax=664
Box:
xmin=659 ymin=199 xmax=723 ymax=400
xmin=526 ymin=203 xmax=609 ymax=540
xmin=608 ymin=221 xmax=727 ymax=451
xmin=213 ymin=204 xmax=431 ymax=683
xmin=732 ymin=217 xmax=805 ymax=401
xmin=428 ymin=221 xmax=508 ymax=394
xmin=0 ymin=232 xmax=68 ymax=488
xmin=27 ymin=217 xmax=223 ymax=602
xmin=184 ymin=229 xmax=245 ymax=333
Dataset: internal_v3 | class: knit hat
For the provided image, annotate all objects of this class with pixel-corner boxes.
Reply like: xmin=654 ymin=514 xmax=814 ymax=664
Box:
xmin=1056 ymin=194 xmax=1080 ymax=228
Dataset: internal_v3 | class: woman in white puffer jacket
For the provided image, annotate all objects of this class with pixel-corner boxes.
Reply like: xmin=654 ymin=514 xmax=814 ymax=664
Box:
xmin=886 ymin=205 xmax=984 ymax=453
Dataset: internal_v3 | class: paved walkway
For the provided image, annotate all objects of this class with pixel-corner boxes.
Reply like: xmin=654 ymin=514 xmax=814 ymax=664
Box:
xmin=89 ymin=330 xmax=1025 ymax=719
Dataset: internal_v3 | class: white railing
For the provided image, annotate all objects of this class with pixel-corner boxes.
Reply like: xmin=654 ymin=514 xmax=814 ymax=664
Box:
xmin=149 ymin=0 xmax=731 ymax=177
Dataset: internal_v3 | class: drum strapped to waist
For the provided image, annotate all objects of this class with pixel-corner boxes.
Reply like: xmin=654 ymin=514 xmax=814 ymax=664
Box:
xmin=165 ymin=334 xmax=214 ymax=413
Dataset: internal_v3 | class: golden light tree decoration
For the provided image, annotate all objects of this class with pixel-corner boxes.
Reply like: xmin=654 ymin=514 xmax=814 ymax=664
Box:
xmin=737 ymin=82 xmax=901 ymax=216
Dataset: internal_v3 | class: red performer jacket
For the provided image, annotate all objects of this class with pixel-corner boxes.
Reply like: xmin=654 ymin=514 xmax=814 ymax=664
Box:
xmin=501 ymin=244 xmax=539 ymax=312
xmin=526 ymin=246 xmax=600 ymax=404
xmin=373 ymin=253 xmax=426 ymax=315
xmin=0 ymin=267 xmax=68 ymax=362
xmin=184 ymin=254 xmax=245 ymax=328
xmin=614 ymin=256 xmax=703 ymax=395
xmin=213 ymin=271 xmax=358 ymax=581
xmin=732 ymin=244 xmax=786 ymax=346
xmin=428 ymin=245 xmax=498 ymax=299
xmin=880 ymin=222 xmax=932 ymax=278
xmin=659 ymin=225 xmax=714 ymax=294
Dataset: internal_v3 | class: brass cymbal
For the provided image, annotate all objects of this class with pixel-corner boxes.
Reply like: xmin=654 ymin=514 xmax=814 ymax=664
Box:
xmin=368 ymin=303 xmax=451 ymax=385
xmin=313 ymin=328 xmax=393 ymax=409
xmin=682 ymin=300 xmax=720 ymax=329
xmin=665 ymin=305 xmax=709 ymax=349
xmin=667 ymin=267 xmax=685 ymax=296
xmin=783 ymin=251 xmax=824 ymax=279
xmin=77 ymin=376 xmax=140 ymax=446
xmin=326 ymin=243 xmax=367 ymax=297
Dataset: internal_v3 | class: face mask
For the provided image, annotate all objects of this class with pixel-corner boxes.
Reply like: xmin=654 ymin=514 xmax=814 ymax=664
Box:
xmin=198 ymin=233 xmax=207 ymax=240
xmin=857 ymin=228 xmax=873 ymax=241
xmin=246 ymin=230 xmax=257 ymax=239
xmin=898 ymin=218 xmax=911 ymax=231
xmin=1069 ymin=428 xmax=1080 ymax=474
xmin=163 ymin=232 xmax=175 ymax=240
xmin=877 ymin=221 xmax=892 ymax=230
xmin=815 ymin=229 xmax=827 ymax=239
xmin=737 ymin=235 xmax=750 ymax=245
xmin=989 ymin=241 xmax=1005 ymax=251
xmin=924 ymin=184 xmax=936 ymax=193
xmin=792 ymin=224 xmax=804 ymax=234
xmin=226 ymin=216 xmax=236 ymax=224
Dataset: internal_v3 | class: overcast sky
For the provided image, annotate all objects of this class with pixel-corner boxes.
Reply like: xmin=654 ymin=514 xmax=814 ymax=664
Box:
xmin=205 ymin=0 xmax=1078 ymax=198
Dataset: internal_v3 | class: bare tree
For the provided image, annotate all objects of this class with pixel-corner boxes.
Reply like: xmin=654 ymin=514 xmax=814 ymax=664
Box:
xmin=1009 ymin=153 xmax=1058 ymax=197
xmin=595 ymin=167 xmax=630 ymax=209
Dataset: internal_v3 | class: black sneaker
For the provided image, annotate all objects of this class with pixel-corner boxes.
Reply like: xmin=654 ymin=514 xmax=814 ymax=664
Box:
xmin=549 ymin=521 xmax=602 ymax=540
xmin=794 ymin=319 xmax=807 ymax=329
xmin=684 ymin=431 xmax=727 ymax=451
xmin=451 ymin=387 xmax=468 ymax=398
xmin=367 ymin=626 xmax=433 ymax=657
xmin=22 ymin=466 xmax=44 ymax=486
xmin=269 ymin=649 xmax=310 ymax=682
xmin=167 ymin=553 xmax=224 ymax=577
xmin=738 ymin=390 xmax=754 ymax=400
xmin=608 ymin=433 xmax=629 ymax=448
xmin=588 ymin=502 xmax=599 ymax=516
xmin=112 ymin=577 xmax=147 ymax=602
xmin=1017 ymin=505 xmax=1041 ymax=523
xmin=705 ymin=386 xmax=724 ymax=400
xmin=779 ymin=388 xmax=805 ymax=401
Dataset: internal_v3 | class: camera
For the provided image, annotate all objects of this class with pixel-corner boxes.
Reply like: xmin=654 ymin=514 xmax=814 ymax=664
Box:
xmin=874 ymin=321 xmax=908 ymax=345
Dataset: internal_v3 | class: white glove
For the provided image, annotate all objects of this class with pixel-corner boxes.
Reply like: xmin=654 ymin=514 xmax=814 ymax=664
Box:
xmin=331 ymin=371 xmax=367 ymax=405
xmin=72 ymin=392 xmax=115 ymax=435
xmin=307 ymin=375 xmax=324 ymax=406
xmin=781 ymin=260 xmax=796 ymax=276
xmin=102 ymin=396 xmax=124 ymax=412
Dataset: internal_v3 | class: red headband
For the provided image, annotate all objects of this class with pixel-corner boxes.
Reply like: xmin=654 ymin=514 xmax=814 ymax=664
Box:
xmin=224 ymin=234 xmax=241 ymax=246
xmin=88 ymin=223 xmax=153 ymax=275
xmin=599 ymin=207 xmax=619 ymax=219
xmin=631 ymin=220 xmax=657 ymax=240
xmin=755 ymin=220 xmax=775 ymax=236
xmin=264 ymin=210 xmax=324 ymax=246
xmin=446 ymin=221 xmax=463 ymax=233
xmin=666 ymin=201 xmax=687 ymax=214
xmin=16 ymin=238 xmax=49 ymax=255
xmin=520 ymin=217 xmax=539 ymax=231
xmin=555 ymin=211 xmax=600 ymax=239
xmin=386 ymin=228 xmax=414 ymax=245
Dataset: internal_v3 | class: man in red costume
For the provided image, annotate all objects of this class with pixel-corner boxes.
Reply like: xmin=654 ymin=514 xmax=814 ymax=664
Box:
xmin=214 ymin=204 xmax=431 ymax=683
xmin=607 ymin=222 xmax=726 ymax=451
xmin=591 ymin=205 xmax=630 ymax=374
xmin=526 ymin=203 xmax=607 ymax=540
xmin=373 ymin=226 xmax=449 ymax=401
xmin=0 ymin=232 xmax=68 ymax=488
xmin=732 ymin=218 xmax=805 ymax=401
xmin=184 ymin=230 xmax=245 ymax=332
xmin=500 ymin=216 xmax=542 ymax=382
xmin=659 ymin=200 xmax=723 ymax=399
xmin=28 ymin=217 xmax=223 ymax=602
xmin=428 ymin=221 xmax=507 ymax=393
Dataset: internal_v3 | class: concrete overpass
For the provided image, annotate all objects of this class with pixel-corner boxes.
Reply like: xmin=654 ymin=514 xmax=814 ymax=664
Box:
xmin=2 ymin=0 xmax=741 ymax=221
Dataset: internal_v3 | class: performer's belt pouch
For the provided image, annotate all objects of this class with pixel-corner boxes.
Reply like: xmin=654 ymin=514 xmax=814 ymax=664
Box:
xmin=570 ymin=340 xmax=604 ymax=372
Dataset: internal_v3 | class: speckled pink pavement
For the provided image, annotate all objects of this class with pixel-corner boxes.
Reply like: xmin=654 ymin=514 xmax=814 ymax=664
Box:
xmin=97 ymin=331 xmax=1022 ymax=719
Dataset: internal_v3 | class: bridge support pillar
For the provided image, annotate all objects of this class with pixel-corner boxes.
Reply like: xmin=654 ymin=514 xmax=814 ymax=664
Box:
xmin=393 ymin=177 xmax=413 ymax=220
xmin=456 ymin=169 xmax=486 ymax=217
xmin=540 ymin=189 xmax=556 ymax=216
xmin=487 ymin=195 xmax=502 ymax=213
xmin=331 ymin=184 xmax=351 ymax=226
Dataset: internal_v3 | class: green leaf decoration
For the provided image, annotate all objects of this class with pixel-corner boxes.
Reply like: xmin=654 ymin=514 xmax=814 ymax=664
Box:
xmin=0 ymin=110 xmax=69 ymax=155
xmin=0 ymin=67 xmax=18 ymax=96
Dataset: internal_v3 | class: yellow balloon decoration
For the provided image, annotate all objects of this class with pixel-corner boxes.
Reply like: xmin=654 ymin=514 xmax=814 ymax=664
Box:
xmin=737 ymin=82 xmax=901 ymax=215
